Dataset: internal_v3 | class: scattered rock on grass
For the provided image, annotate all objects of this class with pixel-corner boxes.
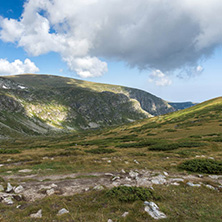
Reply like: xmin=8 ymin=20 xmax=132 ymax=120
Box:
xmin=2 ymin=196 xmax=14 ymax=205
xmin=18 ymin=169 xmax=32 ymax=173
xmin=6 ymin=183 xmax=13 ymax=193
xmin=57 ymin=208 xmax=69 ymax=216
xmin=46 ymin=188 xmax=55 ymax=196
xmin=93 ymin=185 xmax=104 ymax=191
xmin=14 ymin=185 xmax=24 ymax=194
xmin=144 ymin=201 xmax=167 ymax=220
xmin=0 ymin=185 xmax=4 ymax=192
xmin=187 ymin=182 xmax=201 ymax=187
xmin=122 ymin=212 xmax=129 ymax=217
xmin=30 ymin=209 xmax=42 ymax=218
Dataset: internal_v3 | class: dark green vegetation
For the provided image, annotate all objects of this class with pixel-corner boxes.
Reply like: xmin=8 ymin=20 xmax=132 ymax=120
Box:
xmin=106 ymin=186 xmax=157 ymax=202
xmin=179 ymin=159 xmax=222 ymax=174
xmin=0 ymin=96 xmax=222 ymax=221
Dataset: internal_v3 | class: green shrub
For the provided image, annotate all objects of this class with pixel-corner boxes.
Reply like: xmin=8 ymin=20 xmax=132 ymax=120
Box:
xmin=116 ymin=139 xmax=161 ymax=148
xmin=106 ymin=186 xmax=157 ymax=202
xmin=0 ymin=149 xmax=20 ymax=154
xmin=179 ymin=159 xmax=222 ymax=174
xmin=85 ymin=148 xmax=116 ymax=154
xmin=149 ymin=141 xmax=206 ymax=151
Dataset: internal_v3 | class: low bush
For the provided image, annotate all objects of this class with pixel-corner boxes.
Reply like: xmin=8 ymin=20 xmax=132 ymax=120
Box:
xmin=106 ymin=186 xmax=157 ymax=202
xmin=116 ymin=139 xmax=161 ymax=148
xmin=0 ymin=149 xmax=20 ymax=154
xmin=85 ymin=148 xmax=116 ymax=154
xmin=179 ymin=159 xmax=222 ymax=174
xmin=149 ymin=141 xmax=206 ymax=151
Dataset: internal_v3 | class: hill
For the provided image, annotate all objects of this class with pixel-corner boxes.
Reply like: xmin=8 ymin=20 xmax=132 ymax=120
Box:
xmin=0 ymin=74 xmax=179 ymax=139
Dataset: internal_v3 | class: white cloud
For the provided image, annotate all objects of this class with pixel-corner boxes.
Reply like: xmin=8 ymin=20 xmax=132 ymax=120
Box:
xmin=0 ymin=0 xmax=222 ymax=78
xmin=149 ymin=70 xmax=172 ymax=86
xmin=196 ymin=65 xmax=204 ymax=73
xmin=0 ymin=58 xmax=39 ymax=75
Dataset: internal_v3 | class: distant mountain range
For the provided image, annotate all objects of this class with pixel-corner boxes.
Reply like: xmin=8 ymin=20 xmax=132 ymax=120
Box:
xmin=0 ymin=74 xmax=195 ymax=138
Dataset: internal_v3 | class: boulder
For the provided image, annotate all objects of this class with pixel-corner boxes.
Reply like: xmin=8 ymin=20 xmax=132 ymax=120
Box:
xmin=14 ymin=185 xmax=24 ymax=194
xmin=144 ymin=201 xmax=167 ymax=220
xmin=57 ymin=208 xmax=69 ymax=216
xmin=30 ymin=209 xmax=42 ymax=218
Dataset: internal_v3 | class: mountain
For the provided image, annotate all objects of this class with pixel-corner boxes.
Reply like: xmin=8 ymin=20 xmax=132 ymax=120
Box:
xmin=169 ymin=102 xmax=197 ymax=110
xmin=0 ymin=74 xmax=191 ymax=139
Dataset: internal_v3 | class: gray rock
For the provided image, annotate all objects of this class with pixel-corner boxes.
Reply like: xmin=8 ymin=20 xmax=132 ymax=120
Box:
xmin=30 ymin=209 xmax=42 ymax=218
xmin=0 ymin=184 xmax=4 ymax=192
xmin=134 ymin=159 xmax=139 ymax=164
xmin=112 ymin=176 xmax=120 ymax=181
xmin=107 ymin=219 xmax=113 ymax=222
xmin=122 ymin=212 xmax=129 ymax=217
xmin=93 ymin=185 xmax=104 ymax=190
xmin=46 ymin=188 xmax=55 ymax=196
xmin=2 ymin=196 xmax=14 ymax=205
xmin=151 ymin=175 xmax=166 ymax=185
xmin=14 ymin=185 xmax=24 ymax=194
xmin=57 ymin=208 xmax=69 ymax=216
xmin=129 ymin=170 xmax=139 ymax=178
xmin=18 ymin=169 xmax=32 ymax=173
xmin=205 ymin=184 xmax=216 ymax=190
xmin=144 ymin=201 xmax=167 ymax=219
xmin=6 ymin=183 xmax=13 ymax=193
xmin=187 ymin=182 xmax=201 ymax=187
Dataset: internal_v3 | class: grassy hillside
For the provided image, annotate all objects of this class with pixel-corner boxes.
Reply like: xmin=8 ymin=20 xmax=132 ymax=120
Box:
xmin=0 ymin=97 xmax=221 ymax=221
xmin=0 ymin=74 xmax=176 ymax=138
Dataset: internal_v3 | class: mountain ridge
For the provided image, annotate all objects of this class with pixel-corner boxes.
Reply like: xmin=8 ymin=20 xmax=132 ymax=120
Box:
xmin=0 ymin=74 xmax=194 ymax=138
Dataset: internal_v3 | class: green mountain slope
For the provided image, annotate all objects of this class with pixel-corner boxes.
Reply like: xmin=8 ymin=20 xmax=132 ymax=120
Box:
xmin=0 ymin=74 xmax=177 ymax=138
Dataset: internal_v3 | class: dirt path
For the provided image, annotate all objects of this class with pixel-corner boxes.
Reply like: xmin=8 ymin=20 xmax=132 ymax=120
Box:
xmin=1 ymin=169 xmax=222 ymax=202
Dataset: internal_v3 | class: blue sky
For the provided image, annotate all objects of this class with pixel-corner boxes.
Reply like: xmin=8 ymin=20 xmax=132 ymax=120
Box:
xmin=0 ymin=0 xmax=222 ymax=103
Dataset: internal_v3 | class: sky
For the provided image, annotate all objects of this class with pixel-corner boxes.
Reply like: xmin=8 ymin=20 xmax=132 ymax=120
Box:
xmin=0 ymin=0 xmax=222 ymax=103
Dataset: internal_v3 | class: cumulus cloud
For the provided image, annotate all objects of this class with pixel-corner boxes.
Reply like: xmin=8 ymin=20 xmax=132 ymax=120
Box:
xmin=0 ymin=58 xmax=39 ymax=75
xmin=0 ymin=0 xmax=222 ymax=78
xmin=149 ymin=70 xmax=172 ymax=86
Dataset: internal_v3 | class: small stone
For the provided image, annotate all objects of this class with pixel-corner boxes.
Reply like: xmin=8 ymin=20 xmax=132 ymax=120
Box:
xmin=3 ymin=196 xmax=14 ymax=205
xmin=125 ymin=161 xmax=129 ymax=164
xmin=50 ymin=183 xmax=58 ymax=188
xmin=105 ymin=173 xmax=114 ymax=177
xmin=151 ymin=175 xmax=166 ymax=185
xmin=112 ymin=176 xmax=120 ymax=181
xmin=84 ymin=187 xmax=90 ymax=192
xmin=129 ymin=170 xmax=139 ymax=178
xmin=42 ymin=157 xmax=49 ymax=160
xmin=6 ymin=171 xmax=12 ymax=174
xmin=14 ymin=185 xmax=24 ymax=194
xmin=144 ymin=201 xmax=167 ymax=219
xmin=0 ymin=164 xmax=4 ymax=167
xmin=6 ymin=183 xmax=13 ymax=193
xmin=93 ymin=185 xmax=104 ymax=190
xmin=121 ymin=169 xmax=126 ymax=174
xmin=122 ymin=212 xmax=129 ymax=217
xmin=18 ymin=169 xmax=32 ymax=173
xmin=171 ymin=178 xmax=184 ymax=182
xmin=107 ymin=219 xmax=113 ymax=222
xmin=57 ymin=208 xmax=69 ymax=216
xmin=187 ymin=182 xmax=201 ymax=187
xmin=163 ymin=171 xmax=168 ymax=176
xmin=0 ymin=184 xmax=4 ymax=192
xmin=16 ymin=205 xmax=21 ymax=209
xmin=46 ymin=188 xmax=55 ymax=196
xmin=205 ymin=184 xmax=215 ymax=190
xmin=134 ymin=159 xmax=139 ymax=164
xmin=30 ymin=209 xmax=42 ymax=218
xmin=198 ymin=174 xmax=203 ymax=178
xmin=107 ymin=160 xmax=111 ymax=163
xmin=171 ymin=182 xmax=180 ymax=186
xmin=7 ymin=159 xmax=12 ymax=162
xmin=208 ymin=157 xmax=214 ymax=160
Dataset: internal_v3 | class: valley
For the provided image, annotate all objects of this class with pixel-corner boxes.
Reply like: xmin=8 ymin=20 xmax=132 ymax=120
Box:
xmin=0 ymin=94 xmax=221 ymax=221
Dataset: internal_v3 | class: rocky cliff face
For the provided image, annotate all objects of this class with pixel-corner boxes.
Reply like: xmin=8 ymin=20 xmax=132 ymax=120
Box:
xmin=0 ymin=74 xmax=182 ymax=138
